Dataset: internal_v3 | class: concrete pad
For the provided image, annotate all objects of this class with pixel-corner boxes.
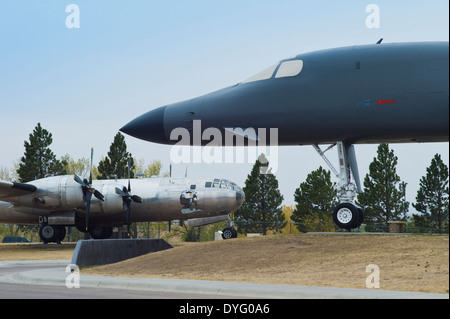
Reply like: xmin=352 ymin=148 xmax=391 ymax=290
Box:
xmin=71 ymin=239 xmax=173 ymax=268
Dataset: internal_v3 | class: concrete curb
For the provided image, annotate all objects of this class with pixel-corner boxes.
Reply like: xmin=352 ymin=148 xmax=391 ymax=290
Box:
xmin=0 ymin=260 xmax=71 ymax=268
xmin=2 ymin=265 xmax=448 ymax=299
xmin=71 ymin=239 xmax=173 ymax=268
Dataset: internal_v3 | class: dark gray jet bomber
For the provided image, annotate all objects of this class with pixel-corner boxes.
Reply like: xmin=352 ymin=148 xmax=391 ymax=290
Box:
xmin=121 ymin=41 xmax=449 ymax=230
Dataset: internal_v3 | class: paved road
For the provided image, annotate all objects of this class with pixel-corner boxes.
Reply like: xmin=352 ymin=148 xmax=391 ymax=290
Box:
xmin=0 ymin=261 xmax=240 ymax=299
xmin=0 ymin=281 xmax=209 ymax=299
xmin=0 ymin=260 xmax=447 ymax=299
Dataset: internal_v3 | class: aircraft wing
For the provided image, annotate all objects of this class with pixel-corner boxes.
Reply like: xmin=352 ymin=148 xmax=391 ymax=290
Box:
xmin=0 ymin=180 xmax=37 ymax=201
xmin=185 ymin=215 xmax=229 ymax=227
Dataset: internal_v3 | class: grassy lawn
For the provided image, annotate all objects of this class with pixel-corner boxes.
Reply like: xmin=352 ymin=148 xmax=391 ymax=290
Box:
xmin=1 ymin=234 xmax=448 ymax=294
xmin=85 ymin=234 xmax=449 ymax=294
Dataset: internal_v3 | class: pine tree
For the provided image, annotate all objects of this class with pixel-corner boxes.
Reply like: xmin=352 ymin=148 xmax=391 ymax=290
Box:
xmin=357 ymin=144 xmax=409 ymax=225
xmin=17 ymin=123 xmax=66 ymax=182
xmin=291 ymin=167 xmax=338 ymax=232
xmin=412 ymin=154 xmax=449 ymax=231
xmin=98 ymin=132 xmax=135 ymax=180
xmin=235 ymin=154 xmax=285 ymax=235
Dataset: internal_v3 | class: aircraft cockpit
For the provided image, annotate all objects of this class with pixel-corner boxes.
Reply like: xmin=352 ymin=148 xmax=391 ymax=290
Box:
xmin=241 ymin=59 xmax=304 ymax=84
xmin=204 ymin=179 xmax=243 ymax=192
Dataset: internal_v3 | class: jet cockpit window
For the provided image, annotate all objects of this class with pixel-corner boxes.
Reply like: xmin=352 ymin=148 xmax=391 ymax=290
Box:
xmin=241 ymin=60 xmax=303 ymax=84
xmin=241 ymin=63 xmax=278 ymax=84
xmin=275 ymin=60 xmax=304 ymax=78
xmin=213 ymin=179 xmax=220 ymax=188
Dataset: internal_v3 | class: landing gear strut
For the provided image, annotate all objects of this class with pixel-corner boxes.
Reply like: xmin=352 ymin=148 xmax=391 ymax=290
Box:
xmin=313 ymin=141 xmax=364 ymax=230
xmin=221 ymin=216 xmax=237 ymax=239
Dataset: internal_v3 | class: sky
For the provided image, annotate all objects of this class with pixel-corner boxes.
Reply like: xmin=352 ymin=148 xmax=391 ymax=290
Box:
xmin=0 ymin=0 xmax=448 ymax=209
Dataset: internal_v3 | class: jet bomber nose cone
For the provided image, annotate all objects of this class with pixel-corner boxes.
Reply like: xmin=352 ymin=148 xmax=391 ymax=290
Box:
xmin=120 ymin=106 xmax=168 ymax=144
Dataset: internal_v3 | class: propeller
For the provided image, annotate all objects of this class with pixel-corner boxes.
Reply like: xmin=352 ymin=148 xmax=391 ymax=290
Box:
xmin=115 ymin=156 xmax=142 ymax=234
xmin=73 ymin=148 xmax=104 ymax=231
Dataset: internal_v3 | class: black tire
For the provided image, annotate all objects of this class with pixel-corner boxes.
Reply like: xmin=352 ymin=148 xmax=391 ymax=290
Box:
xmin=74 ymin=214 xmax=95 ymax=233
xmin=90 ymin=227 xmax=113 ymax=239
xmin=39 ymin=225 xmax=56 ymax=243
xmin=39 ymin=225 xmax=65 ymax=243
xmin=55 ymin=226 xmax=66 ymax=243
xmin=333 ymin=203 xmax=360 ymax=230
xmin=356 ymin=207 xmax=365 ymax=228
xmin=222 ymin=227 xmax=236 ymax=240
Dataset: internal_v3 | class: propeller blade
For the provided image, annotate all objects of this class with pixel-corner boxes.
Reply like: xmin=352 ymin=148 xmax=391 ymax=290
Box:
xmin=115 ymin=187 xmax=128 ymax=196
xmin=126 ymin=199 xmax=131 ymax=224
xmin=89 ymin=147 xmax=94 ymax=185
xmin=75 ymin=148 xmax=106 ymax=233
xmin=127 ymin=156 xmax=131 ymax=192
xmin=126 ymin=198 xmax=132 ymax=236
xmin=73 ymin=174 xmax=87 ymax=187
xmin=94 ymin=189 xmax=104 ymax=201
xmin=113 ymin=155 xmax=142 ymax=237
xmin=85 ymin=191 xmax=92 ymax=231
xmin=131 ymin=195 xmax=143 ymax=204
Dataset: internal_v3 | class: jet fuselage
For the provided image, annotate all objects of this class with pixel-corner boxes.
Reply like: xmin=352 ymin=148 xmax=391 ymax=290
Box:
xmin=121 ymin=42 xmax=449 ymax=146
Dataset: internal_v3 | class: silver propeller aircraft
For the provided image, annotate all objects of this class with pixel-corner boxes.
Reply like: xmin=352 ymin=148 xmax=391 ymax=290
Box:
xmin=0 ymin=150 xmax=245 ymax=243
xmin=121 ymin=41 xmax=449 ymax=230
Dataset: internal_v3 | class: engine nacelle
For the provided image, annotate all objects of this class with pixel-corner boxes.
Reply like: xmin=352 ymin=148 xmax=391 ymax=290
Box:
xmin=19 ymin=176 xmax=85 ymax=210
xmin=94 ymin=183 xmax=126 ymax=214
xmin=20 ymin=176 xmax=130 ymax=215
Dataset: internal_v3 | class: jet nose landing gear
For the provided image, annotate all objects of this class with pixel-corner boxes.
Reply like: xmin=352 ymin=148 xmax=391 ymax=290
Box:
xmin=314 ymin=142 xmax=365 ymax=231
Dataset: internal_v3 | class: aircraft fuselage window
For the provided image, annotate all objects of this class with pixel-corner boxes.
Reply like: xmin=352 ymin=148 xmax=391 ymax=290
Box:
xmin=220 ymin=179 xmax=230 ymax=189
xmin=190 ymin=184 xmax=196 ymax=190
xmin=275 ymin=60 xmax=304 ymax=78
xmin=241 ymin=63 xmax=278 ymax=84
xmin=205 ymin=182 xmax=212 ymax=188
xmin=241 ymin=60 xmax=303 ymax=84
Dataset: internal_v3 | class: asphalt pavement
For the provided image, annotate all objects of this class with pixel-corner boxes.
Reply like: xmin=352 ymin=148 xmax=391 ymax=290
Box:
xmin=0 ymin=260 xmax=448 ymax=299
